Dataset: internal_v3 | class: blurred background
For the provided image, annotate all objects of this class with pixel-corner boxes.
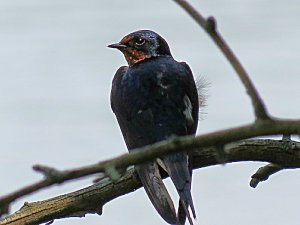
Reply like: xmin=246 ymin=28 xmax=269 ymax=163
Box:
xmin=0 ymin=0 xmax=300 ymax=224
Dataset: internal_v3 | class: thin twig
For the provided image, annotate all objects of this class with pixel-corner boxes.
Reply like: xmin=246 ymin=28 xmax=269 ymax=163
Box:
xmin=173 ymin=0 xmax=270 ymax=120
xmin=250 ymin=164 xmax=283 ymax=188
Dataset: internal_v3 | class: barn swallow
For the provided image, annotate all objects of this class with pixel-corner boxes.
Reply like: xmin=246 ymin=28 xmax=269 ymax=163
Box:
xmin=109 ymin=30 xmax=199 ymax=225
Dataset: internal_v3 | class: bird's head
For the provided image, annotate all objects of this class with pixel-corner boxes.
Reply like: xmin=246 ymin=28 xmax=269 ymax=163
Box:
xmin=108 ymin=30 xmax=172 ymax=66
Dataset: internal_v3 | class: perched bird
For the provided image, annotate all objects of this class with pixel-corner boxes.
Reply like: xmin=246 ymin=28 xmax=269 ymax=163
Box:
xmin=109 ymin=30 xmax=199 ymax=225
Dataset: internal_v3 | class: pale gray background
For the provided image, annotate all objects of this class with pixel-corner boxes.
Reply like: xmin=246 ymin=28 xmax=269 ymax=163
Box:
xmin=1 ymin=0 xmax=300 ymax=225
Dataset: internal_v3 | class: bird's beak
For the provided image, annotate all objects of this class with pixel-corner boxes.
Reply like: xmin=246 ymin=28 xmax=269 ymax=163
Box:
xmin=107 ymin=43 xmax=127 ymax=50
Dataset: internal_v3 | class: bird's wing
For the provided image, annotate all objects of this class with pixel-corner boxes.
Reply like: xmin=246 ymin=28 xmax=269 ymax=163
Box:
xmin=179 ymin=62 xmax=199 ymax=134
xmin=110 ymin=66 xmax=127 ymax=113
xmin=110 ymin=66 xmax=133 ymax=148
xmin=160 ymin=62 xmax=198 ymax=225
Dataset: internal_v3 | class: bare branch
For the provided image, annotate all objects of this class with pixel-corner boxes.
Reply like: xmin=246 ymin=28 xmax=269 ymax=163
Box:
xmin=1 ymin=139 xmax=300 ymax=225
xmin=0 ymin=118 xmax=300 ymax=218
xmin=173 ymin=0 xmax=270 ymax=120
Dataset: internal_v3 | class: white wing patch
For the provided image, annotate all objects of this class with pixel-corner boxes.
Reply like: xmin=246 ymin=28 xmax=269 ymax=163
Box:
xmin=183 ymin=95 xmax=194 ymax=125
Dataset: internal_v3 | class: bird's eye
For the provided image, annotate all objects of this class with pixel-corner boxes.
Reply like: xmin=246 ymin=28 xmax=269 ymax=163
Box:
xmin=135 ymin=38 xmax=146 ymax=46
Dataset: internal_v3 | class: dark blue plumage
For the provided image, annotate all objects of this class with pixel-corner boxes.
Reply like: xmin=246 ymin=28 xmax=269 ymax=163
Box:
xmin=109 ymin=30 xmax=199 ymax=225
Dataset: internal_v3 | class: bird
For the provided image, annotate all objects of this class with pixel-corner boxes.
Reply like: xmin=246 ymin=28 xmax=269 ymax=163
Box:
xmin=109 ymin=30 xmax=199 ymax=225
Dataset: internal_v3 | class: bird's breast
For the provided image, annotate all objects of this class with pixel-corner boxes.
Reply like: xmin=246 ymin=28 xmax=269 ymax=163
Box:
xmin=117 ymin=60 xmax=188 ymax=134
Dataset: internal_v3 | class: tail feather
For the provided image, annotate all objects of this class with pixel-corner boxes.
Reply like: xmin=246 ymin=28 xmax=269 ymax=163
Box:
xmin=162 ymin=152 xmax=196 ymax=225
xmin=135 ymin=162 xmax=177 ymax=224
xmin=179 ymin=196 xmax=193 ymax=225
xmin=135 ymin=152 xmax=196 ymax=225
xmin=177 ymin=186 xmax=196 ymax=224
xmin=180 ymin=184 xmax=196 ymax=219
